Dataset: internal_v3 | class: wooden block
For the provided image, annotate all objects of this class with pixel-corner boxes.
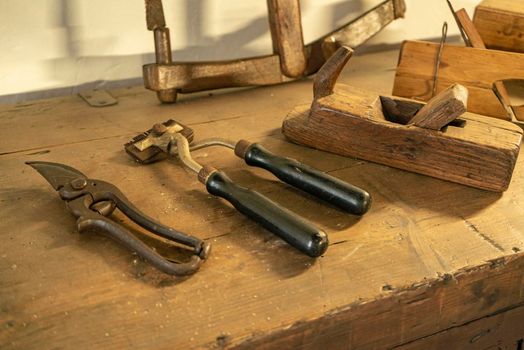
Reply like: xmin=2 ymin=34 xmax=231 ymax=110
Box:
xmin=283 ymin=84 xmax=522 ymax=192
xmin=473 ymin=0 xmax=524 ymax=53
xmin=408 ymin=83 xmax=467 ymax=130
xmin=392 ymin=40 xmax=524 ymax=120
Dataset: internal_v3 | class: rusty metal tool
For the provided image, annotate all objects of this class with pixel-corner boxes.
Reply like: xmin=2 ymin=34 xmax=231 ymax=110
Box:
xmin=26 ymin=161 xmax=210 ymax=276
xmin=125 ymin=120 xmax=371 ymax=257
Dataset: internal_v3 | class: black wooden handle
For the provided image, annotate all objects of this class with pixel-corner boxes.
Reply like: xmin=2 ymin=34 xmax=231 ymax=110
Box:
xmin=205 ymin=170 xmax=328 ymax=257
xmin=236 ymin=142 xmax=371 ymax=215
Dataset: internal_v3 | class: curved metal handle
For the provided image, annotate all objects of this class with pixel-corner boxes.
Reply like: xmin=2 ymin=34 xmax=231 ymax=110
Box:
xmin=68 ymin=196 xmax=205 ymax=276
xmin=107 ymin=186 xmax=209 ymax=259
xmin=83 ymin=179 xmax=210 ymax=259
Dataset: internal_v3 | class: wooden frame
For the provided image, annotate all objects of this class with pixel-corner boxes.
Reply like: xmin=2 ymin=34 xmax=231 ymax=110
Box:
xmin=143 ymin=0 xmax=406 ymax=103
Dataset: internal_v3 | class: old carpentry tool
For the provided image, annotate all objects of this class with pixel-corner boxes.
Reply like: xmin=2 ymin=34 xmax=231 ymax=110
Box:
xmin=282 ymin=47 xmax=523 ymax=192
xmin=444 ymin=0 xmax=513 ymax=121
xmin=393 ymin=1 xmax=524 ymax=123
xmin=143 ymin=0 xmax=406 ymax=103
xmin=392 ymin=39 xmax=524 ymax=121
xmin=125 ymin=120 xmax=371 ymax=257
xmin=26 ymin=161 xmax=210 ymax=276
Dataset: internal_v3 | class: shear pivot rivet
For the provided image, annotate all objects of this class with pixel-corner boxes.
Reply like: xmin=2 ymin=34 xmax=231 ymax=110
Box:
xmin=71 ymin=178 xmax=87 ymax=190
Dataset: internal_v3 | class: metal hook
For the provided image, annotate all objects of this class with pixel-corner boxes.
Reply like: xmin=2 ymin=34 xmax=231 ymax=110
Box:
xmin=432 ymin=22 xmax=448 ymax=98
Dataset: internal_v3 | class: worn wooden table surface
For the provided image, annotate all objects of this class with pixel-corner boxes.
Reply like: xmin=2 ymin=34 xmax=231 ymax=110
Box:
xmin=1 ymin=49 xmax=524 ymax=349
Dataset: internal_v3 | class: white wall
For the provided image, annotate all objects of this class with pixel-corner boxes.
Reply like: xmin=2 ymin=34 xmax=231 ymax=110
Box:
xmin=0 ymin=0 xmax=477 ymax=102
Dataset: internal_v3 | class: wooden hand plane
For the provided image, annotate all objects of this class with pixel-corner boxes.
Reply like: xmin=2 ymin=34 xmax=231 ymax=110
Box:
xmin=282 ymin=47 xmax=523 ymax=192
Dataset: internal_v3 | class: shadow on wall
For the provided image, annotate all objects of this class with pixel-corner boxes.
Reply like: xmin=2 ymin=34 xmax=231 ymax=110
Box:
xmin=0 ymin=0 xmax=370 ymax=104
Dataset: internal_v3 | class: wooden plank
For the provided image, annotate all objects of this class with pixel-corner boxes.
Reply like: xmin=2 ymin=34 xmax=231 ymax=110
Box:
xmin=473 ymin=0 xmax=524 ymax=53
xmin=3 ymin=48 xmax=524 ymax=349
xmin=267 ymin=0 xmax=307 ymax=78
xmin=0 ymin=77 xmax=311 ymax=155
xmin=392 ymin=40 xmax=524 ymax=120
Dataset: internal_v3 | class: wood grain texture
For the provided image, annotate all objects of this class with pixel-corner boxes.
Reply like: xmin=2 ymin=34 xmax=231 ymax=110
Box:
xmin=392 ymin=40 xmax=524 ymax=120
xmin=473 ymin=0 xmax=524 ymax=53
xmin=408 ymin=83 xmax=467 ymax=130
xmin=233 ymin=255 xmax=524 ymax=349
xmin=396 ymin=303 xmax=524 ymax=349
xmin=283 ymin=84 xmax=522 ymax=192
xmin=3 ymin=49 xmax=524 ymax=350
xmin=267 ymin=0 xmax=306 ymax=78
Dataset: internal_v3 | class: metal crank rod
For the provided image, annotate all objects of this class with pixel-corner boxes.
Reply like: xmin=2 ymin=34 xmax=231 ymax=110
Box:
xmin=126 ymin=119 xmax=372 ymax=257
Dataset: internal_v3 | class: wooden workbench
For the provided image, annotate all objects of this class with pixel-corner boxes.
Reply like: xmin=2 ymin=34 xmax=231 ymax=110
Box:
xmin=1 ymin=49 xmax=524 ymax=349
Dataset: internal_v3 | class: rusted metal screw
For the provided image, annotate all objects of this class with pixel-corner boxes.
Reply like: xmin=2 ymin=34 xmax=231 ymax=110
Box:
xmin=71 ymin=178 xmax=87 ymax=190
